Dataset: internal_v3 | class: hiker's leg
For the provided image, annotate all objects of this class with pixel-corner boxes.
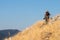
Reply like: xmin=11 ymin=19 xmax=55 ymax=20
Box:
xmin=46 ymin=18 xmax=48 ymax=24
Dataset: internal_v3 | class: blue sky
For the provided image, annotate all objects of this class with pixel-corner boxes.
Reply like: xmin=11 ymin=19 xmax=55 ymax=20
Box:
xmin=0 ymin=0 xmax=60 ymax=30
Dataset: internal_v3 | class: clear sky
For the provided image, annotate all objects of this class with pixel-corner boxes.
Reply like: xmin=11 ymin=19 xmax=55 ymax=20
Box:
xmin=0 ymin=0 xmax=60 ymax=31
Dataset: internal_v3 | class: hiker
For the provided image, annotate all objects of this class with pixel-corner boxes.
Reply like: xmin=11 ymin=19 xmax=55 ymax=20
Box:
xmin=43 ymin=11 xmax=50 ymax=24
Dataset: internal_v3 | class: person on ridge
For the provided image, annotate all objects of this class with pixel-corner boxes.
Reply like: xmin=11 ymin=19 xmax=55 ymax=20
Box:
xmin=43 ymin=11 xmax=50 ymax=24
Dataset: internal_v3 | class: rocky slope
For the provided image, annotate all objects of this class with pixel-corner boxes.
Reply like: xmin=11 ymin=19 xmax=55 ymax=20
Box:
xmin=5 ymin=15 xmax=60 ymax=40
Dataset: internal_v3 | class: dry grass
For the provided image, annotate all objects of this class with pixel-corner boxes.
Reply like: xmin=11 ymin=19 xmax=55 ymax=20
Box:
xmin=5 ymin=15 xmax=60 ymax=40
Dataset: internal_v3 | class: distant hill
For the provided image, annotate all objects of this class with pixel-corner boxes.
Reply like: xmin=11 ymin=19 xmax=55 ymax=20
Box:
xmin=0 ymin=29 xmax=20 ymax=40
